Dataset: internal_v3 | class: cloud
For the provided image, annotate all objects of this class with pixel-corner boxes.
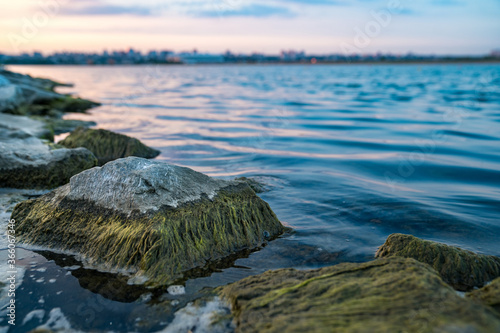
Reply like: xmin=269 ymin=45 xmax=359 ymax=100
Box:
xmin=196 ymin=4 xmax=294 ymax=18
xmin=61 ymin=5 xmax=154 ymax=16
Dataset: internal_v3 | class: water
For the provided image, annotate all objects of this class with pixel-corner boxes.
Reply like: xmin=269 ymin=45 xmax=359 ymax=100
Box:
xmin=3 ymin=63 xmax=500 ymax=332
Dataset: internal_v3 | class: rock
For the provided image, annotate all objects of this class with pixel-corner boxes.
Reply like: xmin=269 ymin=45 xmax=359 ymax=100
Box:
xmin=12 ymin=157 xmax=285 ymax=286
xmin=0 ymin=83 xmax=24 ymax=113
xmin=0 ymin=71 xmax=99 ymax=117
xmin=467 ymin=277 xmax=500 ymax=315
xmin=0 ymin=126 xmax=97 ymax=189
xmin=59 ymin=127 xmax=160 ymax=165
xmin=375 ymin=233 xmax=500 ymax=291
xmin=48 ymin=95 xmax=100 ymax=113
xmin=235 ymin=177 xmax=268 ymax=193
xmin=219 ymin=257 xmax=500 ymax=333
xmin=0 ymin=113 xmax=53 ymax=140
xmin=0 ymin=69 xmax=72 ymax=91
xmin=31 ymin=117 xmax=97 ymax=135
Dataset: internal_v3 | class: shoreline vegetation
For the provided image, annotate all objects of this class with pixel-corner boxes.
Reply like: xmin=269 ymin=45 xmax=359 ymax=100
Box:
xmin=1 ymin=69 xmax=500 ymax=332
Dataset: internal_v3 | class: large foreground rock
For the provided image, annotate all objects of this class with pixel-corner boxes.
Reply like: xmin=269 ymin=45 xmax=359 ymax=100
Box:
xmin=59 ymin=127 xmax=160 ymax=165
xmin=0 ymin=125 xmax=97 ymax=188
xmin=12 ymin=157 xmax=285 ymax=286
xmin=376 ymin=233 xmax=500 ymax=291
xmin=219 ymin=257 xmax=500 ymax=333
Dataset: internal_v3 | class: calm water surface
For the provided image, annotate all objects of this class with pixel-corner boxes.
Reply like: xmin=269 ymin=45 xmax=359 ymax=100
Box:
xmin=4 ymin=64 xmax=500 ymax=332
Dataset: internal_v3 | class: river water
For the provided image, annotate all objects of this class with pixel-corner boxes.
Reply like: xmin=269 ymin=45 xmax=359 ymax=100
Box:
xmin=3 ymin=63 xmax=500 ymax=332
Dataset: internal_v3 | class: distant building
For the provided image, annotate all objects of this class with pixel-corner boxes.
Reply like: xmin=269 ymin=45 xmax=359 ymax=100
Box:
xmin=173 ymin=52 xmax=224 ymax=64
xmin=280 ymin=50 xmax=306 ymax=62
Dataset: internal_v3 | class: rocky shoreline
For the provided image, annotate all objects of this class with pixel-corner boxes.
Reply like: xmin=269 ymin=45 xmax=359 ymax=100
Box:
xmin=1 ymin=69 xmax=500 ymax=332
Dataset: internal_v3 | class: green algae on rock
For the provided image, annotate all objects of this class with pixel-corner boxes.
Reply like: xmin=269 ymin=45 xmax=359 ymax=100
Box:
xmin=12 ymin=157 xmax=285 ymax=286
xmin=59 ymin=127 xmax=160 ymax=165
xmin=375 ymin=233 xmax=500 ymax=291
xmin=467 ymin=277 xmax=500 ymax=315
xmin=219 ymin=257 xmax=500 ymax=333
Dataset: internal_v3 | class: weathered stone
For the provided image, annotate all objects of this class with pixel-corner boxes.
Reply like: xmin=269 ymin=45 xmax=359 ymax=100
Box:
xmin=0 ymin=127 xmax=97 ymax=189
xmin=0 ymin=71 xmax=99 ymax=116
xmin=467 ymin=277 xmax=500 ymax=315
xmin=59 ymin=127 xmax=160 ymax=165
xmin=235 ymin=177 xmax=268 ymax=193
xmin=0 ymin=69 xmax=71 ymax=91
xmin=219 ymin=257 xmax=500 ymax=333
xmin=0 ymin=113 xmax=53 ymax=140
xmin=12 ymin=157 xmax=285 ymax=286
xmin=375 ymin=233 xmax=500 ymax=291
xmin=0 ymin=82 xmax=24 ymax=113
xmin=31 ymin=116 xmax=97 ymax=135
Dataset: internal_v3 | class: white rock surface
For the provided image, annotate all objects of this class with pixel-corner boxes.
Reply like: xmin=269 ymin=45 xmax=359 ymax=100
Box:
xmin=60 ymin=157 xmax=235 ymax=215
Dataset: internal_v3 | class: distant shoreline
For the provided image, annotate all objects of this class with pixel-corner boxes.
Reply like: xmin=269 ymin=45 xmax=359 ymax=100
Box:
xmin=4 ymin=59 xmax=500 ymax=67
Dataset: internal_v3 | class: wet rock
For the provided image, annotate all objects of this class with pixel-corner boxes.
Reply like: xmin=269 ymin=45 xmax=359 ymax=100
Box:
xmin=219 ymin=257 xmax=500 ymax=333
xmin=0 ymin=69 xmax=72 ymax=91
xmin=375 ymin=233 xmax=500 ymax=291
xmin=467 ymin=277 xmax=500 ymax=315
xmin=31 ymin=117 xmax=97 ymax=135
xmin=0 ymin=82 xmax=24 ymax=113
xmin=0 ymin=71 xmax=99 ymax=117
xmin=59 ymin=127 xmax=160 ymax=165
xmin=0 ymin=126 xmax=97 ymax=189
xmin=235 ymin=177 xmax=268 ymax=193
xmin=12 ymin=157 xmax=285 ymax=286
xmin=0 ymin=113 xmax=53 ymax=140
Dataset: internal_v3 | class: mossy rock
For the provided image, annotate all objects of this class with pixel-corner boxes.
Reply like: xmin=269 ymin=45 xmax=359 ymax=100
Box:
xmin=219 ymin=257 xmax=500 ymax=333
xmin=48 ymin=96 xmax=100 ymax=113
xmin=59 ymin=127 xmax=160 ymax=165
xmin=12 ymin=157 xmax=285 ymax=287
xmin=376 ymin=233 xmax=500 ymax=291
xmin=467 ymin=277 xmax=500 ymax=315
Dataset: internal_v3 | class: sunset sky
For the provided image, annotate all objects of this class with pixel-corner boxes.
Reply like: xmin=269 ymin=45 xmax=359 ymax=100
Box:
xmin=1 ymin=0 xmax=499 ymax=55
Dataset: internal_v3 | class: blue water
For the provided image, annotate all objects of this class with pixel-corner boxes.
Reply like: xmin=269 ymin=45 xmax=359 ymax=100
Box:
xmin=7 ymin=64 xmax=500 ymax=332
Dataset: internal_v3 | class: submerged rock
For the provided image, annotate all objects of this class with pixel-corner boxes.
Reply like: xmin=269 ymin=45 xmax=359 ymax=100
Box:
xmin=12 ymin=157 xmax=285 ymax=286
xmin=467 ymin=277 xmax=500 ymax=315
xmin=0 ymin=126 xmax=97 ymax=189
xmin=375 ymin=233 xmax=500 ymax=291
xmin=219 ymin=257 xmax=500 ymax=333
xmin=59 ymin=127 xmax=160 ymax=165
